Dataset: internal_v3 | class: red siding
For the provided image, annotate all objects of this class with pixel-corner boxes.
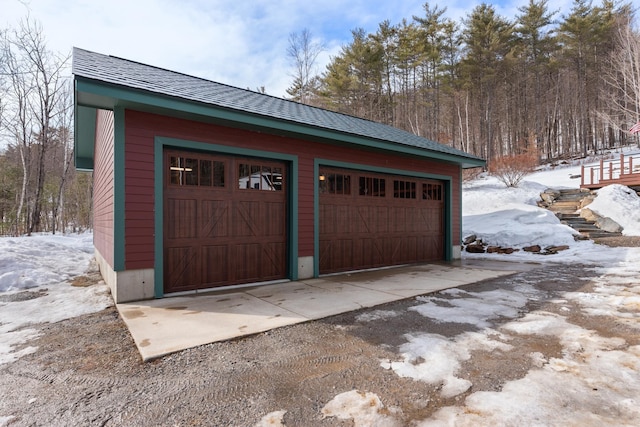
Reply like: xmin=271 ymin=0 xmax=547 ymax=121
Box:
xmin=93 ymin=109 xmax=115 ymax=266
xmin=123 ymin=110 xmax=461 ymax=269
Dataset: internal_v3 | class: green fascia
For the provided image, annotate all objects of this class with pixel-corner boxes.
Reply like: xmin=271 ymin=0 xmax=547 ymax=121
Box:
xmin=74 ymin=78 xmax=485 ymax=169
xmin=113 ymin=107 xmax=126 ymax=271
xmin=313 ymin=158 xmax=457 ymax=277
xmin=153 ymin=136 xmax=299 ymax=299
xmin=458 ymin=168 xmax=463 ymax=254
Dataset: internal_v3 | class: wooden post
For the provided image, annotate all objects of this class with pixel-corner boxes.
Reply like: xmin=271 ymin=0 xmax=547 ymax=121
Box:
xmin=581 ymin=164 xmax=585 ymax=186
xmin=599 ymin=159 xmax=604 ymax=183
xmin=591 ymin=167 xmax=595 ymax=186
xmin=620 ymin=153 xmax=625 ymax=175
xmin=609 ymin=161 xmax=613 ymax=180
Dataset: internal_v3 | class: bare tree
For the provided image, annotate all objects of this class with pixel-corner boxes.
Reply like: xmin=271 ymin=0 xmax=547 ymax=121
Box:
xmin=1 ymin=29 xmax=33 ymax=235
xmin=7 ymin=18 xmax=69 ymax=234
xmin=286 ymin=29 xmax=324 ymax=104
xmin=601 ymin=16 xmax=640 ymax=139
xmin=0 ymin=18 xmax=71 ymax=235
xmin=51 ymin=81 xmax=74 ymax=234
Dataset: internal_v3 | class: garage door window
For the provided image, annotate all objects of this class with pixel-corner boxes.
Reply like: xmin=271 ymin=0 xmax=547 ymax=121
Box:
xmin=320 ymin=173 xmax=351 ymax=195
xmin=238 ymin=163 xmax=283 ymax=191
xmin=169 ymin=156 xmax=225 ymax=187
xmin=359 ymin=176 xmax=386 ymax=197
xmin=199 ymin=159 xmax=225 ymax=187
xmin=423 ymin=183 xmax=442 ymax=201
xmin=394 ymin=180 xmax=416 ymax=199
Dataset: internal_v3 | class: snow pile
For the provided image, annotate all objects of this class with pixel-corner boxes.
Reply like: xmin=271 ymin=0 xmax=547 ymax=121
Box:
xmin=462 ymin=175 xmax=579 ymax=249
xmin=254 ymin=410 xmax=286 ymax=427
xmin=0 ymin=233 xmax=95 ymax=292
xmin=0 ymin=233 xmax=112 ymax=365
xmin=587 ymin=184 xmax=640 ymax=236
xmin=322 ymin=390 xmax=400 ymax=427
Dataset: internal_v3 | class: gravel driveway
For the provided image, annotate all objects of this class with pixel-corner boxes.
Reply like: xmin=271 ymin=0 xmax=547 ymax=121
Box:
xmin=1 ymin=258 xmax=639 ymax=426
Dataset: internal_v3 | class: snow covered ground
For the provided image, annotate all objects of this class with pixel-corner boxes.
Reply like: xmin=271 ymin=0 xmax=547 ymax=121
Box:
xmin=1 ymin=148 xmax=639 ymax=426
xmin=0 ymin=233 xmax=112 ymax=365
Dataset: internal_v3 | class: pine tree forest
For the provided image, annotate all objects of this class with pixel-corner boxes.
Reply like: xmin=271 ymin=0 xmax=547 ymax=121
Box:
xmin=287 ymin=0 xmax=640 ymax=165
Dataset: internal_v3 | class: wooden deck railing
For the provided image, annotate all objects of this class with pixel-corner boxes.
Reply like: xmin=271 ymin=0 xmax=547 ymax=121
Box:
xmin=581 ymin=153 xmax=640 ymax=189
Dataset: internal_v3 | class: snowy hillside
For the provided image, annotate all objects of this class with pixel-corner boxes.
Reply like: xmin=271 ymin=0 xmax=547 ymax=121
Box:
xmin=462 ymin=149 xmax=640 ymax=264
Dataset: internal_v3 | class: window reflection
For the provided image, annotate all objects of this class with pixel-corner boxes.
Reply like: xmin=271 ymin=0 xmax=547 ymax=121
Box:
xmin=320 ymin=172 xmax=351 ymax=195
xmin=238 ymin=163 xmax=283 ymax=191
xmin=169 ymin=155 xmax=225 ymax=187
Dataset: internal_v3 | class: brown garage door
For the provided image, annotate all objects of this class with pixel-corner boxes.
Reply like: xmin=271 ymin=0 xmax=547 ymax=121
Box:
xmin=319 ymin=167 xmax=444 ymax=274
xmin=163 ymin=149 xmax=287 ymax=293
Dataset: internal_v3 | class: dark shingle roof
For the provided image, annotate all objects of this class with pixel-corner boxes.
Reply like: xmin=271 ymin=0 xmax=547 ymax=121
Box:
xmin=72 ymin=47 xmax=482 ymax=164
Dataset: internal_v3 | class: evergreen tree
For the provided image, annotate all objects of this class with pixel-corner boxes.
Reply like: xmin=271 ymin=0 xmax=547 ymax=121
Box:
xmin=460 ymin=3 xmax=515 ymax=160
xmin=514 ymin=0 xmax=559 ymax=158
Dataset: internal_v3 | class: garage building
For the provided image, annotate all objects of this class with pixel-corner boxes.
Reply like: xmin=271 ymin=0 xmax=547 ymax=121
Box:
xmin=73 ymin=48 xmax=484 ymax=303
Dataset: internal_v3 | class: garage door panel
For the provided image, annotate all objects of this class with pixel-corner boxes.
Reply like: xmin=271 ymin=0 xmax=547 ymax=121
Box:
xmin=167 ymin=198 xmax=198 ymax=239
xmin=391 ymin=207 xmax=406 ymax=233
xmin=320 ymin=238 xmax=354 ymax=272
xmin=336 ymin=205 xmax=351 ymax=234
xmin=234 ymin=201 xmax=261 ymax=237
xmin=356 ymin=206 xmax=373 ymax=234
xmin=320 ymin=167 xmax=444 ymax=274
xmin=202 ymin=245 xmax=229 ymax=284
xmin=201 ymin=200 xmax=229 ymax=238
xmin=377 ymin=207 xmax=389 ymax=233
xmin=165 ymin=246 xmax=199 ymax=291
xmin=262 ymin=242 xmax=286 ymax=278
xmin=264 ymin=202 xmax=286 ymax=236
xmin=233 ymin=243 xmax=261 ymax=282
xmin=338 ymin=239 xmax=353 ymax=271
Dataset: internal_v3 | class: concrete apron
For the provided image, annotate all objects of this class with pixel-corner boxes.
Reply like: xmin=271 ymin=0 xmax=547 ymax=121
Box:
xmin=117 ymin=261 xmax=529 ymax=361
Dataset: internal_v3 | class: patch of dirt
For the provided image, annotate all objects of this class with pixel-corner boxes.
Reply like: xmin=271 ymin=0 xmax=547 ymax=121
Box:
xmin=0 ymin=289 xmax=48 ymax=303
xmin=0 ymin=263 xmax=635 ymax=426
xmin=69 ymin=273 xmax=102 ymax=288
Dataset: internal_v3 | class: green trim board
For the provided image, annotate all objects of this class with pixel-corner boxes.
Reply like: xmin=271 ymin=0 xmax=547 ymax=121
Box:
xmin=313 ymin=158 xmax=456 ymax=277
xmin=458 ymin=168 xmax=463 ymax=254
xmin=74 ymin=78 xmax=486 ymax=170
xmin=113 ymin=107 xmax=126 ymax=271
xmin=153 ymin=136 xmax=299 ymax=299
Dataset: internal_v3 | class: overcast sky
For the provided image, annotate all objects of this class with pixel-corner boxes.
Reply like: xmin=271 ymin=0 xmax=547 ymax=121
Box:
xmin=4 ymin=0 xmax=574 ymax=98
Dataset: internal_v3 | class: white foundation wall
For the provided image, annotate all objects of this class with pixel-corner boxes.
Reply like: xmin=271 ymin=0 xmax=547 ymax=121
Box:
xmin=297 ymin=256 xmax=314 ymax=280
xmin=452 ymin=245 xmax=462 ymax=260
xmin=94 ymin=249 xmax=155 ymax=303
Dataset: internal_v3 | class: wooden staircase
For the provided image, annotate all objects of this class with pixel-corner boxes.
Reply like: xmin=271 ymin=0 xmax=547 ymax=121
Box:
xmin=540 ymin=189 xmax=623 ymax=240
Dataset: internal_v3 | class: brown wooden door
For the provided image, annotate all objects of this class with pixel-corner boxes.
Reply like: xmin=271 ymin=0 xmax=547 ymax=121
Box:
xmin=319 ymin=168 xmax=444 ymax=274
xmin=164 ymin=150 xmax=287 ymax=293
